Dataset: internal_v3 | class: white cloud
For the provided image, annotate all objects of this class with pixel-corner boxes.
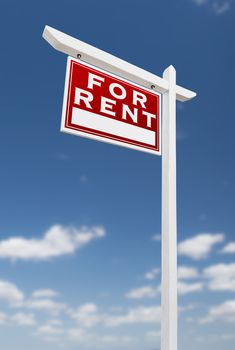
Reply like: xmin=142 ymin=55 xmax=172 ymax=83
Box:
xmin=203 ymin=263 xmax=235 ymax=291
xmin=178 ymin=233 xmax=224 ymax=260
xmin=69 ymin=303 xmax=161 ymax=328
xmin=213 ymin=1 xmax=231 ymax=14
xmin=178 ymin=266 xmax=200 ymax=280
xmin=127 ymin=265 xmax=201 ymax=299
xmin=0 ymin=311 xmax=36 ymax=326
xmin=193 ymin=0 xmax=207 ymax=5
xmin=0 ymin=280 xmax=24 ymax=304
xmin=32 ymin=289 xmax=59 ymax=299
xmin=199 ymin=300 xmax=235 ymax=323
xmin=221 ymin=242 xmax=235 ymax=254
xmin=105 ymin=306 xmax=161 ymax=327
xmin=46 ymin=319 xmax=63 ymax=326
xmin=145 ymin=268 xmax=160 ymax=280
xmin=178 ymin=281 xmax=204 ymax=295
xmin=146 ymin=330 xmax=161 ymax=339
xmin=11 ymin=312 xmax=36 ymax=326
xmin=192 ymin=0 xmax=231 ymax=14
xmin=70 ymin=303 xmax=101 ymax=328
xmin=37 ymin=324 xmax=65 ymax=336
xmin=152 ymin=234 xmax=161 ymax=241
xmin=21 ymin=298 xmax=67 ymax=315
xmin=67 ymin=328 xmax=133 ymax=345
xmin=126 ymin=285 xmax=159 ymax=299
xmin=0 ymin=225 xmax=106 ymax=261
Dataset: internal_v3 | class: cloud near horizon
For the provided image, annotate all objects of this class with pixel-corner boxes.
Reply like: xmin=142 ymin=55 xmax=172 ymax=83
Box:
xmin=0 ymin=225 xmax=106 ymax=261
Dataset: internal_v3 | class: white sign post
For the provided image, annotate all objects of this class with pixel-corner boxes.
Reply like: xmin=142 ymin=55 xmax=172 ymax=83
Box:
xmin=43 ymin=25 xmax=196 ymax=350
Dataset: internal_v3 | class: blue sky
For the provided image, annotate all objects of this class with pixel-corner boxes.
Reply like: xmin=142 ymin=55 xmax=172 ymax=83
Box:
xmin=0 ymin=0 xmax=235 ymax=349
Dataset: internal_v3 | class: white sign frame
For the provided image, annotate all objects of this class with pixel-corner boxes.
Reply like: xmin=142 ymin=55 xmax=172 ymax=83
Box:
xmin=43 ymin=25 xmax=196 ymax=350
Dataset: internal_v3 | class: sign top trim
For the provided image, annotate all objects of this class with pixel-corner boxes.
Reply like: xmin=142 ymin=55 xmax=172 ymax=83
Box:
xmin=43 ymin=25 xmax=196 ymax=102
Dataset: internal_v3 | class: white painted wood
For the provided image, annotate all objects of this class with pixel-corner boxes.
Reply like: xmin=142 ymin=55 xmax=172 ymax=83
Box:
xmin=42 ymin=25 xmax=196 ymax=102
xmin=161 ymin=66 xmax=178 ymax=350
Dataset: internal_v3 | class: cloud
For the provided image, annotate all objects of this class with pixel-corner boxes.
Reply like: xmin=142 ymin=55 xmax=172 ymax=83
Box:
xmin=21 ymin=298 xmax=67 ymax=315
xmin=203 ymin=263 xmax=235 ymax=291
xmin=0 ymin=280 xmax=24 ymax=304
xmin=146 ymin=330 xmax=161 ymax=340
xmin=213 ymin=1 xmax=231 ymax=14
xmin=126 ymin=285 xmax=159 ymax=299
xmin=193 ymin=0 xmax=208 ymax=5
xmin=67 ymin=328 xmax=88 ymax=342
xmin=79 ymin=175 xmax=88 ymax=184
xmin=0 ymin=225 xmax=106 ymax=261
xmin=37 ymin=324 xmax=65 ymax=336
xmin=178 ymin=266 xmax=200 ymax=279
xmin=69 ymin=303 xmax=161 ymax=328
xmin=105 ymin=306 xmax=161 ymax=327
xmin=145 ymin=268 xmax=160 ymax=280
xmin=32 ymin=289 xmax=59 ymax=299
xmin=192 ymin=0 xmax=231 ymax=14
xmin=67 ymin=328 xmax=133 ymax=345
xmin=70 ymin=303 xmax=102 ymax=328
xmin=221 ymin=242 xmax=235 ymax=254
xmin=0 ymin=312 xmax=9 ymax=325
xmin=0 ymin=311 xmax=36 ymax=326
xmin=178 ymin=233 xmax=224 ymax=260
xmin=11 ymin=312 xmax=36 ymax=326
xmin=53 ymin=153 xmax=71 ymax=162
xmin=178 ymin=281 xmax=204 ymax=295
xmin=127 ymin=265 xmax=202 ymax=299
xmin=199 ymin=300 xmax=235 ymax=323
xmin=152 ymin=234 xmax=161 ymax=241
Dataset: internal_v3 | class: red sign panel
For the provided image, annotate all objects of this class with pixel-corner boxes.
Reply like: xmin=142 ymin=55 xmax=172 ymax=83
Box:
xmin=61 ymin=57 xmax=161 ymax=155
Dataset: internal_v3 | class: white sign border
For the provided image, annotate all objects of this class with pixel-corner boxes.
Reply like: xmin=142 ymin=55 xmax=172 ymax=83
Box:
xmin=60 ymin=56 xmax=162 ymax=156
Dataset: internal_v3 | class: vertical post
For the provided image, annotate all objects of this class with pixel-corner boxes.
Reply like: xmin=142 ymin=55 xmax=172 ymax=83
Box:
xmin=161 ymin=66 xmax=177 ymax=350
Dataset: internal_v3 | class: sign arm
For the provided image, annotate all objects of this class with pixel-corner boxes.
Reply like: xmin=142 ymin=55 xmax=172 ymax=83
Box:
xmin=42 ymin=25 xmax=196 ymax=102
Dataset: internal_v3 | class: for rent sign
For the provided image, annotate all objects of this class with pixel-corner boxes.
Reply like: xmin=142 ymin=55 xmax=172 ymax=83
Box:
xmin=61 ymin=57 xmax=161 ymax=155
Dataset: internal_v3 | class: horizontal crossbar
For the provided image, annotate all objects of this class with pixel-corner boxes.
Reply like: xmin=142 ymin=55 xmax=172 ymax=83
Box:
xmin=43 ymin=25 xmax=196 ymax=102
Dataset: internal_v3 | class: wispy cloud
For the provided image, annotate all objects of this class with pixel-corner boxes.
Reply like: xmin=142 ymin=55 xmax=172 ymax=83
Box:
xmin=37 ymin=323 xmax=65 ymax=336
xmin=192 ymin=0 xmax=232 ymax=15
xmin=11 ymin=312 xmax=36 ymax=326
xmin=178 ymin=266 xmax=200 ymax=279
xmin=69 ymin=303 xmax=102 ymax=328
xmin=67 ymin=328 xmax=133 ymax=345
xmin=32 ymin=289 xmax=59 ymax=299
xmin=105 ymin=306 xmax=161 ymax=327
xmin=53 ymin=153 xmax=71 ymax=162
xmin=126 ymin=285 xmax=159 ymax=299
xmin=0 ymin=225 xmax=106 ymax=261
xmin=151 ymin=234 xmax=161 ymax=242
xmin=144 ymin=268 xmax=160 ymax=280
xmin=69 ymin=302 xmax=162 ymax=328
xmin=20 ymin=298 xmax=67 ymax=316
xmin=79 ymin=174 xmax=89 ymax=184
xmin=178 ymin=233 xmax=224 ymax=260
xmin=178 ymin=281 xmax=204 ymax=295
xmin=0 ymin=312 xmax=36 ymax=326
